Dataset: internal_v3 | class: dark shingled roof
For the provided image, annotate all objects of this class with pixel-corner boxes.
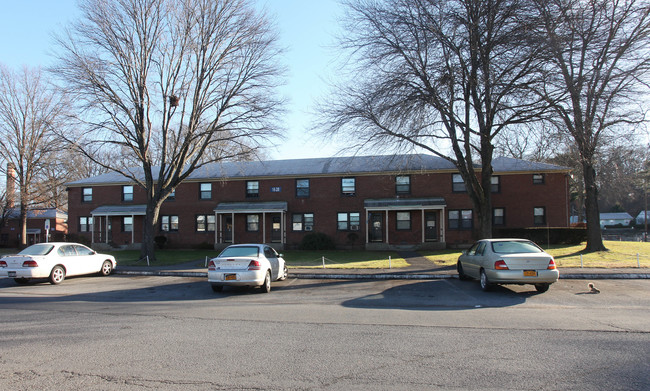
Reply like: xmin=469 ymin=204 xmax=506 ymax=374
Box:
xmin=66 ymin=154 xmax=569 ymax=186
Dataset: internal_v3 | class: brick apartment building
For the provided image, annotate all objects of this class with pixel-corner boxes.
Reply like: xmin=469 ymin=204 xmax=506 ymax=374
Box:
xmin=65 ymin=154 xmax=571 ymax=251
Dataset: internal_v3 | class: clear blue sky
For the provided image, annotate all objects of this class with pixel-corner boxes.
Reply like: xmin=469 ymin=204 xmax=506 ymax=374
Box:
xmin=0 ymin=0 xmax=345 ymax=160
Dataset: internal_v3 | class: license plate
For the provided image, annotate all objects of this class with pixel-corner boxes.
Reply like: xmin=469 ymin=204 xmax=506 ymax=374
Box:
xmin=225 ymin=274 xmax=237 ymax=281
xmin=8 ymin=271 xmax=16 ymax=277
xmin=523 ymin=270 xmax=537 ymax=277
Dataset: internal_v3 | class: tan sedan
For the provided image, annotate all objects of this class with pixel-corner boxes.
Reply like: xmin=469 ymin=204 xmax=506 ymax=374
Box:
xmin=457 ymin=239 xmax=559 ymax=292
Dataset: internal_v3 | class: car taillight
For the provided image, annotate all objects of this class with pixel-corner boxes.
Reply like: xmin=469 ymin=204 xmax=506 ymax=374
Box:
xmin=22 ymin=260 xmax=38 ymax=267
xmin=207 ymin=260 xmax=216 ymax=271
xmin=547 ymin=259 xmax=557 ymax=270
xmin=0 ymin=260 xmax=6 ymax=267
xmin=248 ymin=260 xmax=261 ymax=270
xmin=494 ymin=260 xmax=509 ymax=270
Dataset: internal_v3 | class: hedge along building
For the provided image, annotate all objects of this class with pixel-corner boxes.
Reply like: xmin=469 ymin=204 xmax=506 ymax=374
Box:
xmin=65 ymin=154 xmax=571 ymax=251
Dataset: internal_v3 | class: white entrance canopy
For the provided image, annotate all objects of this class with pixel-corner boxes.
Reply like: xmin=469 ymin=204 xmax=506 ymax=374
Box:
xmin=214 ymin=202 xmax=288 ymax=245
xmin=364 ymin=197 xmax=447 ymax=244
xmin=91 ymin=204 xmax=147 ymax=244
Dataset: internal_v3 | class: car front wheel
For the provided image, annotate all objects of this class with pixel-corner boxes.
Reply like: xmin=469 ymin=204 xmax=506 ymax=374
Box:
xmin=457 ymin=262 xmax=470 ymax=281
xmin=100 ymin=260 xmax=113 ymax=276
xmin=260 ymin=271 xmax=271 ymax=293
xmin=49 ymin=266 xmax=66 ymax=285
xmin=480 ymin=269 xmax=492 ymax=292
xmin=278 ymin=265 xmax=288 ymax=281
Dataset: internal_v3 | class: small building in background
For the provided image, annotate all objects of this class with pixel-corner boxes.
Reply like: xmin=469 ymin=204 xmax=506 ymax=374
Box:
xmin=0 ymin=208 xmax=68 ymax=247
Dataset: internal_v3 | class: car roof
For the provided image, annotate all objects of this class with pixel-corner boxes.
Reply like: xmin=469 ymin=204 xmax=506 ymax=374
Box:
xmin=479 ymin=238 xmax=532 ymax=242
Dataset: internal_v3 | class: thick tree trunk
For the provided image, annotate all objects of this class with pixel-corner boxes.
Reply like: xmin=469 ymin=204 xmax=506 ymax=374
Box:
xmin=583 ymin=161 xmax=607 ymax=252
xmin=19 ymin=205 xmax=27 ymax=248
xmin=140 ymin=200 xmax=162 ymax=263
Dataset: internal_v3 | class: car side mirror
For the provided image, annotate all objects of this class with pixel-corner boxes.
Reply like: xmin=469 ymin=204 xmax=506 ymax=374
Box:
xmin=278 ymin=254 xmax=284 ymax=258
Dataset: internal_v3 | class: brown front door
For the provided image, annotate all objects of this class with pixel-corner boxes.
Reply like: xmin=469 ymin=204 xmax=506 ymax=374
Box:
xmin=425 ymin=212 xmax=438 ymax=241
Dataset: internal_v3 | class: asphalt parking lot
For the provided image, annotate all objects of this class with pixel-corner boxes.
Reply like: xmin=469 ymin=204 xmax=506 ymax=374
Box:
xmin=1 ymin=275 xmax=649 ymax=390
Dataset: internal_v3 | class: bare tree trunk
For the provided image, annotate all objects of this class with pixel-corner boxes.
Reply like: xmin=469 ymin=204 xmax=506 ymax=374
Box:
xmin=583 ymin=161 xmax=606 ymax=252
xmin=19 ymin=205 xmax=27 ymax=248
xmin=141 ymin=201 xmax=161 ymax=262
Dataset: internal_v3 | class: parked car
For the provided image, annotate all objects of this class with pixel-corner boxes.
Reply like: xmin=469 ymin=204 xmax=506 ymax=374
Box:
xmin=457 ymin=238 xmax=559 ymax=292
xmin=207 ymin=244 xmax=288 ymax=293
xmin=0 ymin=242 xmax=117 ymax=285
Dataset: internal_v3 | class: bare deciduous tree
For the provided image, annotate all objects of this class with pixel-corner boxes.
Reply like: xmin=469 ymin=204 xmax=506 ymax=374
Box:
xmin=0 ymin=65 xmax=67 ymax=247
xmin=52 ymin=0 xmax=285 ymax=261
xmin=532 ymin=0 xmax=650 ymax=252
xmin=321 ymin=0 xmax=546 ymax=239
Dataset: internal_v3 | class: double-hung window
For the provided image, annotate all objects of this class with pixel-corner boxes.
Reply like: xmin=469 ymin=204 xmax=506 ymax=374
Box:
xmin=196 ymin=215 xmax=216 ymax=232
xmin=337 ymin=212 xmax=360 ymax=231
xmin=161 ymin=215 xmax=179 ymax=232
xmin=449 ymin=209 xmax=473 ymax=229
xmin=292 ymin=213 xmax=314 ymax=231
xmin=534 ymin=207 xmax=546 ymax=225
xmin=493 ymin=208 xmax=505 ymax=226
xmin=246 ymin=181 xmax=260 ymax=198
xmin=79 ymin=217 xmax=92 ymax=232
xmin=396 ymin=212 xmax=411 ymax=230
xmin=82 ymin=188 xmax=92 ymax=202
xmin=491 ymin=176 xmax=500 ymax=193
xmin=296 ymin=179 xmax=310 ymax=198
xmin=122 ymin=185 xmax=134 ymax=202
xmin=452 ymin=174 xmax=466 ymax=192
xmin=200 ymin=183 xmax=212 ymax=200
xmin=247 ymin=215 xmax=259 ymax=231
xmin=341 ymin=178 xmax=356 ymax=196
xmin=396 ymin=176 xmax=410 ymax=194
xmin=122 ymin=217 xmax=133 ymax=232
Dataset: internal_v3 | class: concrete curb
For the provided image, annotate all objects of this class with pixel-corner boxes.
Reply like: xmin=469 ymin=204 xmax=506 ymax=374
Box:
xmin=113 ymin=269 xmax=650 ymax=280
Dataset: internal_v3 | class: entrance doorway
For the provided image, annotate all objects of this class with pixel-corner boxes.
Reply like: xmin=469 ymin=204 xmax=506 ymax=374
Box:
xmin=224 ymin=216 xmax=232 ymax=243
xmin=425 ymin=212 xmax=438 ymax=241
xmin=271 ymin=216 xmax=281 ymax=242
xmin=369 ymin=213 xmax=383 ymax=242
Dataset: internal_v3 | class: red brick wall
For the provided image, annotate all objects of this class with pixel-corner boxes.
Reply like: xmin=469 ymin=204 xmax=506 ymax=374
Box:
xmin=67 ymin=170 xmax=569 ymax=249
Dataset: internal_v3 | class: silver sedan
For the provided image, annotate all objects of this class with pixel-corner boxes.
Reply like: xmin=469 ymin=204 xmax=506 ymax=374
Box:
xmin=457 ymin=238 xmax=559 ymax=292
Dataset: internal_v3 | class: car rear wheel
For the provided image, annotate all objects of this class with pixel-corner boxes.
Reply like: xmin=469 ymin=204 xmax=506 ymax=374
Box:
xmin=211 ymin=284 xmax=223 ymax=292
xmin=49 ymin=266 xmax=66 ymax=285
xmin=260 ymin=271 xmax=271 ymax=293
xmin=480 ymin=269 xmax=492 ymax=292
xmin=100 ymin=260 xmax=113 ymax=276
xmin=535 ymin=283 xmax=550 ymax=293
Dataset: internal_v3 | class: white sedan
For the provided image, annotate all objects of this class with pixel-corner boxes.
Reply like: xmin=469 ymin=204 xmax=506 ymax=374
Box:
xmin=208 ymin=244 xmax=288 ymax=293
xmin=0 ymin=242 xmax=117 ymax=285
xmin=457 ymin=238 xmax=559 ymax=292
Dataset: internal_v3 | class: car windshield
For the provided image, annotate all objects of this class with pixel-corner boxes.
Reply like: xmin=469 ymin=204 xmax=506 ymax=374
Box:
xmin=218 ymin=246 xmax=260 ymax=258
xmin=491 ymin=241 xmax=543 ymax=254
xmin=18 ymin=244 xmax=55 ymax=256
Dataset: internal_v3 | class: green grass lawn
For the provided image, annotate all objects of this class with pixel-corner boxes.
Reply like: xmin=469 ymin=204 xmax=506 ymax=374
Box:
xmin=3 ymin=240 xmax=648 ymax=269
xmin=108 ymin=249 xmax=218 ymax=267
xmin=111 ymin=249 xmax=408 ymax=269
xmin=282 ymin=250 xmax=407 ymax=269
